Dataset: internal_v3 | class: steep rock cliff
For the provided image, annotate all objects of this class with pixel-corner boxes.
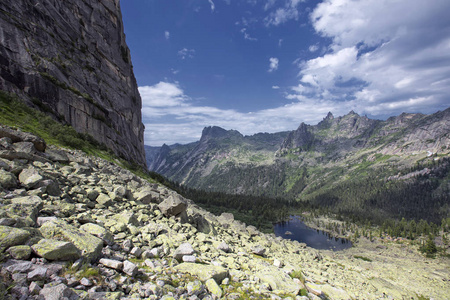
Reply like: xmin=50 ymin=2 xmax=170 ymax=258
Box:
xmin=0 ymin=0 xmax=146 ymax=166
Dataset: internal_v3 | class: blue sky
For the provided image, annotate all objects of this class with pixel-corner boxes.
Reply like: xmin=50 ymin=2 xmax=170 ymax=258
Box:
xmin=121 ymin=0 xmax=450 ymax=146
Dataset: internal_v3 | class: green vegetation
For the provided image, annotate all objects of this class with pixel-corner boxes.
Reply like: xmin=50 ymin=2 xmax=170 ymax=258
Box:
xmin=419 ymin=236 xmax=438 ymax=258
xmin=0 ymin=91 xmax=163 ymax=185
xmin=353 ymin=255 xmax=372 ymax=262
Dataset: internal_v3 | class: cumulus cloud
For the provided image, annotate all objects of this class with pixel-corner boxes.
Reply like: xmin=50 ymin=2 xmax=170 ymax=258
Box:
xmin=268 ymin=57 xmax=279 ymax=72
xmin=290 ymin=0 xmax=450 ymax=117
xmin=272 ymin=85 xmax=280 ymax=89
xmin=140 ymin=81 xmax=347 ymax=146
xmin=308 ymin=44 xmax=318 ymax=52
xmin=178 ymin=48 xmax=195 ymax=59
xmin=164 ymin=31 xmax=170 ymax=40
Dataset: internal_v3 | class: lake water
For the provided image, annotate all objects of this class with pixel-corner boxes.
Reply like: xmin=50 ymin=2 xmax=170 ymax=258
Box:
xmin=273 ymin=215 xmax=352 ymax=251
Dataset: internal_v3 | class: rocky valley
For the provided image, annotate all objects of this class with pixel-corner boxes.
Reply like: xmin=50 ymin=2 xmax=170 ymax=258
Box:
xmin=1 ymin=126 xmax=449 ymax=300
xmin=0 ymin=0 xmax=449 ymax=299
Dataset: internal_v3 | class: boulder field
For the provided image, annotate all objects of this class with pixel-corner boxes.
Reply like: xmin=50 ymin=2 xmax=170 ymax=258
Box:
xmin=0 ymin=126 xmax=449 ymax=299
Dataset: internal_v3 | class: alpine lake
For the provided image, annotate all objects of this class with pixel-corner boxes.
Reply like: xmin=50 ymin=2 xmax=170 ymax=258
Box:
xmin=274 ymin=215 xmax=352 ymax=251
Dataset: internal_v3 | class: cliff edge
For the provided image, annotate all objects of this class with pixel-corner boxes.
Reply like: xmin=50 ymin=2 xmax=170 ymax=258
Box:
xmin=0 ymin=0 xmax=146 ymax=166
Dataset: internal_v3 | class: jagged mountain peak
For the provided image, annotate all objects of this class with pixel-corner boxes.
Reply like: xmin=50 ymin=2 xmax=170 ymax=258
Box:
xmin=200 ymin=126 xmax=243 ymax=142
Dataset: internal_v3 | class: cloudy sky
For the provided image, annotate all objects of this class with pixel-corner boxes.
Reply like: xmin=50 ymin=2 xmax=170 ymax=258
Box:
xmin=121 ymin=0 xmax=450 ymax=146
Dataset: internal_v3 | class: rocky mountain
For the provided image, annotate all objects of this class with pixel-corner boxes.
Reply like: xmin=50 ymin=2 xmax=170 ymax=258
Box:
xmin=0 ymin=0 xmax=146 ymax=166
xmin=1 ymin=127 xmax=448 ymax=299
xmin=149 ymin=109 xmax=450 ymax=223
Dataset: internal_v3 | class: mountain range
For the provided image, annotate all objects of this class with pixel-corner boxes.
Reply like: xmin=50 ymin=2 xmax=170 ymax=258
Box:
xmin=148 ymin=109 xmax=450 ymax=224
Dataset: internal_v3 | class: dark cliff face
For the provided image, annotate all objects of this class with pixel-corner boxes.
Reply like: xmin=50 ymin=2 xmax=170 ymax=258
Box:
xmin=0 ymin=0 xmax=146 ymax=166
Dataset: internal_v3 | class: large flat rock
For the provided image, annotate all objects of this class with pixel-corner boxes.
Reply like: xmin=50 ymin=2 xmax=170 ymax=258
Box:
xmin=39 ymin=219 xmax=103 ymax=262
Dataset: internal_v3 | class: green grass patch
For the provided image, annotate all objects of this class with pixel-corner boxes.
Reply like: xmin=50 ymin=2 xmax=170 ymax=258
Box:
xmin=353 ymin=255 xmax=372 ymax=262
xmin=0 ymin=91 xmax=164 ymax=186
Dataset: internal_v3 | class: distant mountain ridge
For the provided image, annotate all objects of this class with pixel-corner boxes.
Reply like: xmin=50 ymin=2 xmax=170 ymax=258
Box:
xmin=147 ymin=109 xmax=450 ymax=223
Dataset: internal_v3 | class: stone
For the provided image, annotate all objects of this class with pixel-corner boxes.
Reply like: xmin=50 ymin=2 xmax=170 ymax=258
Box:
xmin=37 ymin=216 xmax=58 ymax=227
xmin=39 ymin=283 xmax=79 ymax=300
xmin=182 ymin=255 xmax=197 ymax=263
xmin=186 ymin=280 xmax=205 ymax=296
xmin=5 ymin=261 xmax=33 ymax=273
xmin=45 ymin=149 xmax=69 ymax=163
xmin=86 ymin=189 xmax=100 ymax=201
xmin=256 ymin=268 xmax=301 ymax=295
xmin=27 ymin=267 xmax=48 ymax=281
xmin=96 ymin=193 xmax=113 ymax=207
xmin=18 ymin=167 xmax=43 ymax=189
xmin=0 ymin=127 xmax=46 ymax=152
xmin=130 ymin=246 xmax=142 ymax=258
xmin=39 ymin=219 xmax=103 ymax=262
xmin=158 ymin=194 xmax=187 ymax=217
xmin=123 ymin=260 xmax=138 ymax=277
xmin=205 ymin=278 xmax=223 ymax=298
xmin=134 ymin=189 xmax=160 ymax=204
xmin=0 ymin=225 xmax=30 ymax=250
xmin=29 ymin=281 xmax=42 ymax=295
xmin=32 ymin=239 xmax=81 ymax=261
xmin=80 ymin=277 xmax=93 ymax=286
xmin=11 ymin=195 xmax=43 ymax=210
xmin=12 ymin=141 xmax=37 ymax=154
xmin=80 ymin=223 xmax=113 ymax=245
xmin=217 ymin=242 xmax=231 ymax=253
xmin=251 ymin=245 xmax=266 ymax=256
xmin=273 ymin=259 xmax=283 ymax=268
xmin=173 ymin=242 xmax=195 ymax=261
xmin=99 ymin=258 xmax=123 ymax=271
xmin=112 ymin=211 xmax=140 ymax=227
xmin=9 ymin=245 xmax=32 ymax=260
xmin=174 ymin=263 xmax=228 ymax=283
xmin=0 ymin=169 xmax=18 ymax=189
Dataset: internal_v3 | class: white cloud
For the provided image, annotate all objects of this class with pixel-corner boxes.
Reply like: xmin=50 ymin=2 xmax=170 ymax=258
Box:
xmin=139 ymin=82 xmax=188 ymax=108
xmin=264 ymin=0 xmax=304 ymax=26
xmin=141 ymin=81 xmax=347 ymax=146
xmin=178 ymin=48 xmax=195 ymax=59
xmin=208 ymin=0 xmax=215 ymax=12
xmin=164 ymin=31 xmax=170 ymax=40
xmin=288 ymin=0 xmax=450 ymax=117
xmin=268 ymin=57 xmax=279 ymax=72
xmin=272 ymin=85 xmax=280 ymax=89
xmin=240 ymin=28 xmax=258 ymax=41
xmin=278 ymin=39 xmax=283 ymax=47
xmin=308 ymin=44 xmax=318 ymax=52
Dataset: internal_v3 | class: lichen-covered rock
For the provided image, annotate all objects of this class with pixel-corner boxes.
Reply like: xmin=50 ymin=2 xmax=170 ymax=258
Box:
xmin=123 ymin=260 xmax=138 ymax=277
xmin=0 ymin=225 xmax=30 ymax=250
xmin=80 ymin=223 xmax=113 ymax=245
xmin=173 ymin=242 xmax=195 ymax=261
xmin=99 ymin=258 xmax=123 ymax=271
xmin=205 ymin=278 xmax=223 ymax=298
xmin=95 ymin=193 xmax=113 ymax=207
xmin=174 ymin=263 xmax=228 ymax=283
xmin=8 ymin=245 xmax=32 ymax=260
xmin=39 ymin=283 xmax=79 ymax=300
xmin=39 ymin=219 xmax=103 ymax=262
xmin=32 ymin=239 xmax=81 ymax=261
xmin=0 ymin=126 xmax=46 ymax=152
xmin=18 ymin=167 xmax=43 ymax=189
xmin=0 ymin=169 xmax=18 ymax=189
xmin=158 ymin=194 xmax=187 ymax=217
xmin=256 ymin=268 xmax=301 ymax=295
